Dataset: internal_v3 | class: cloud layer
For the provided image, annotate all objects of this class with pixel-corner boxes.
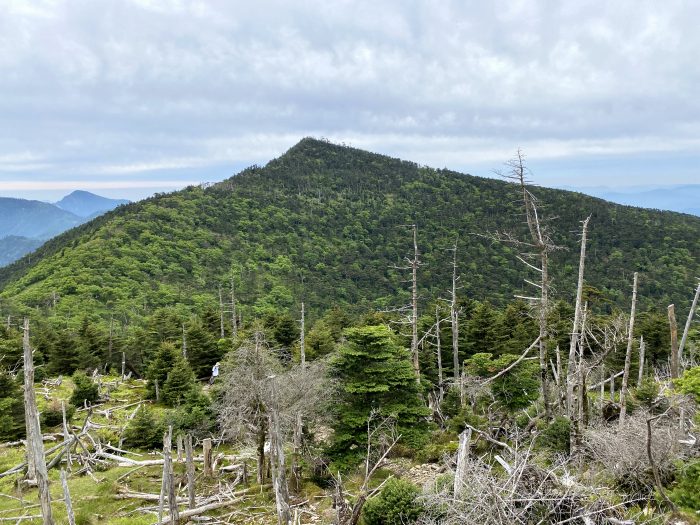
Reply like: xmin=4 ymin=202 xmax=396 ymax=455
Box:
xmin=1 ymin=0 xmax=698 ymax=198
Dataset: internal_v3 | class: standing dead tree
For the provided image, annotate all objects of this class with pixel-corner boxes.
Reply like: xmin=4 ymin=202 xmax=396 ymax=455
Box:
xmin=620 ymin=272 xmax=639 ymax=425
xmin=23 ymin=318 xmax=54 ymax=525
xmin=448 ymin=240 xmax=462 ymax=402
xmin=333 ymin=413 xmax=400 ymax=525
xmin=493 ymin=151 xmax=560 ymax=421
xmin=678 ymin=281 xmax=700 ymax=364
xmin=668 ymin=304 xmax=680 ymax=379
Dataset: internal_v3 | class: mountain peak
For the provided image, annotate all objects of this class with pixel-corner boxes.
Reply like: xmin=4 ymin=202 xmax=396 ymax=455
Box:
xmin=55 ymin=190 xmax=130 ymax=218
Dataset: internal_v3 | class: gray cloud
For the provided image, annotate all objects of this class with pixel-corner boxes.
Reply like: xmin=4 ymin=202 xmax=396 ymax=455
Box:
xmin=0 ymin=0 xmax=698 ymax=198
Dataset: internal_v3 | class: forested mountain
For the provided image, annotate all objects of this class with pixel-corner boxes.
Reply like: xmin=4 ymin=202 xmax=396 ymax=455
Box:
xmin=55 ymin=190 xmax=130 ymax=218
xmin=1 ymin=138 xmax=698 ymax=322
xmin=0 ymin=191 xmax=129 ymax=267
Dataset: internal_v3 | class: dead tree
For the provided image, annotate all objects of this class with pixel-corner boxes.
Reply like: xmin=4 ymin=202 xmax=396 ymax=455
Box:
xmin=567 ymin=217 xmax=590 ymax=453
xmin=299 ymin=302 xmax=306 ymax=369
xmin=679 ymin=282 xmax=700 ymax=363
xmin=449 ymin=241 xmax=461 ymax=400
xmin=619 ymin=272 xmax=638 ymax=425
xmin=185 ymin=435 xmax=195 ymax=510
xmin=411 ymin=224 xmax=420 ymax=382
xmin=23 ymin=318 xmax=54 ymax=525
xmin=333 ymin=413 xmax=400 ymax=525
xmin=269 ymin=377 xmax=291 ymax=525
xmin=637 ymin=336 xmax=646 ymax=386
xmin=435 ymin=305 xmax=444 ymax=399
xmin=497 ymin=151 xmax=558 ymax=420
xmin=60 ymin=469 xmax=75 ymax=525
xmin=668 ymin=304 xmax=679 ymax=379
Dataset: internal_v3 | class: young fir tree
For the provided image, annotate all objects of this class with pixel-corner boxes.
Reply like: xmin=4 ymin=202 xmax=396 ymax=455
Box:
xmin=185 ymin=320 xmax=221 ymax=378
xmin=69 ymin=371 xmax=100 ymax=407
xmin=162 ymin=355 xmax=198 ymax=407
xmin=330 ymin=325 xmax=429 ymax=465
xmin=0 ymin=370 xmax=25 ymax=440
xmin=145 ymin=342 xmax=179 ymax=399
xmin=122 ymin=405 xmax=164 ymax=449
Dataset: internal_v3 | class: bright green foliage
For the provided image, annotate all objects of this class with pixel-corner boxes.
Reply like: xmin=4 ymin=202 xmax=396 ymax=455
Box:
xmin=0 ymin=370 xmax=25 ymax=440
xmin=167 ymin=388 xmax=215 ymax=436
xmin=675 ymin=366 xmax=700 ymax=403
xmin=305 ymin=320 xmax=335 ymax=359
xmin=185 ymin=320 xmax=221 ymax=378
xmin=70 ymin=371 xmax=99 ymax=407
xmin=122 ymin=406 xmax=165 ymax=450
xmin=536 ymin=416 xmax=571 ymax=453
xmin=362 ymin=478 xmax=423 ymax=525
xmin=466 ymin=353 xmax=540 ymax=411
xmin=161 ymin=356 xmax=198 ymax=407
xmin=145 ymin=342 xmax=179 ymax=400
xmin=330 ymin=325 xmax=429 ymax=465
xmin=668 ymin=460 xmax=700 ymax=511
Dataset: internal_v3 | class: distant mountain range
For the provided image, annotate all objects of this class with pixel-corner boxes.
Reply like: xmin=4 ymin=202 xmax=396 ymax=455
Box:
xmin=568 ymin=184 xmax=700 ymax=216
xmin=0 ymin=191 xmax=129 ymax=267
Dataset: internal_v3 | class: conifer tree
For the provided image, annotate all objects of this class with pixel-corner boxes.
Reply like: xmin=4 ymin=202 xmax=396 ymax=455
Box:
xmin=123 ymin=405 xmax=164 ymax=449
xmin=162 ymin=356 xmax=198 ymax=407
xmin=185 ymin=320 xmax=221 ymax=378
xmin=0 ymin=370 xmax=25 ymax=440
xmin=330 ymin=325 xmax=429 ymax=465
xmin=145 ymin=342 xmax=179 ymax=399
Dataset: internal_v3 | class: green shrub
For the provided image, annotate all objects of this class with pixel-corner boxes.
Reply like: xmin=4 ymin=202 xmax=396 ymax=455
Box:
xmin=416 ymin=431 xmax=459 ymax=463
xmin=70 ymin=372 xmax=99 ymax=407
xmin=362 ymin=478 xmax=423 ymax=525
xmin=536 ymin=416 xmax=570 ymax=453
xmin=122 ymin=406 xmax=165 ymax=450
xmin=41 ymin=399 xmax=75 ymax=428
xmin=633 ymin=377 xmax=659 ymax=408
xmin=668 ymin=460 xmax=700 ymax=511
xmin=675 ymin=366 xmax=700 ymax=403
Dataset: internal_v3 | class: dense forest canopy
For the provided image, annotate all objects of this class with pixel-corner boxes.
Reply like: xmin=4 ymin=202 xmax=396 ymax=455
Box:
xmin=0 ymin=138 xmax=698 ymax=327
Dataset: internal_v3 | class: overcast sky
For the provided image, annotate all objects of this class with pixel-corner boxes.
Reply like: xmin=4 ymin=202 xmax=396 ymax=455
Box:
xmin=1 ymin=0 xmax=698 ymax=200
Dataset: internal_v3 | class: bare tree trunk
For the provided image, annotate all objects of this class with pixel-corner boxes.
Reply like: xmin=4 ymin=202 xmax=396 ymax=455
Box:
xmin=637 ymin=336 xmax=646 ymax=386
xmin=256 ymin=423 xmax=266 ymax=484
xmin=121 ymin=352 xmax=126 ymax=381
xmin=185 ymin=435 xmax=195 ymax=510
xmin=453 ymin=428 xmax=471 ymax=499
xmin=619 ymin=272 xmax=638 ymax=425
xmin=61 ymin=469 xmax=75 ymax=525
xmin=202 ymin=438 xmax=212 ymax=478
xmin=300 ymin=302 xmax=306 ymax=369
xmin=176 ymin=434 xmax=183 ymax=462
xmin=435 ymin=305 xmax=444 ymax=400
xmin=269 ymin=379 xmax=291 ymax=525
xmin=291 ymin=412 xmax=303 ymax=493
xmin=679 ymin=282 xmax=700 ymax=364
xmin=566 ymin=217 xmax=589 ymax=415
xmin=164 ymin=427 xmax=179 ymax=525
xmin=450 ymin=241 xmax=460 ymax=393
xmin=540 ymin=251 xmax=551 ymax=420
xmin=668 ymin=304 xmax=679 ymax=379
xmin=23 ymin=319 xmax=54 ymax=525
xmin=411 ymin=224 xmax=420 ymax=383
xmin=599 ymin=365 xmax=605 ymax=412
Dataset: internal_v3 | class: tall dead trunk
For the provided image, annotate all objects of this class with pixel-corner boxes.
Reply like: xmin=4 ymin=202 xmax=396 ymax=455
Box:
xmin=435 ymin=305 xmax=444 ymax=400
xmin=637 ymin=336 xmax=646 ymax=386
xmin=566 ymin=217 xmax=589 ymax=413
xmin=539 ymin=250 xmax=551 ymax=420
xmin=185 ymin=435 xmax=196 ymax=510
xmin=453 ymin=428 xmax=471 ymax=499
xmin=269 ymin=379 xmax=291 ymax=525
xmin=619 ymin=272 xmax=638 ymax=425
xmin=256 ymin=420 xmax=267 ymax=484
xmin=60 ymin=469 xmax=75 ymax=525
xmin=218 ymin=285 xmax=226 ymax=338
xmin=411 ymin=224 xmax=420 ymax=383
xmin=679 ymin=282 xmax=700 ymax=363
xmin=23 ymin=318 xmax=54 ymax=525
xmin=668 ymin=304 xmax=679 ymax=379
xmin=450 ymin=241 xmax=460 ymax=384
xmin=300 ymin=302 xmax=306 ymax=370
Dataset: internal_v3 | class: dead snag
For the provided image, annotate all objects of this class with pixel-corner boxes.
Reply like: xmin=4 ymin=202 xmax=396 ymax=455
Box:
xmin=619 ymin=272 xmax=638 ymax=425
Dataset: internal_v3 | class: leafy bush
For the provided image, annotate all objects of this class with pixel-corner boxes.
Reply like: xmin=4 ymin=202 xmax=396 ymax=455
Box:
xmin=41 ymin=399 xmax=75 ymax=428
xmin=668 ymin=460 xmax=700 ymax=511
xmin=122 ymin=406 xmax=165 ymax=450
xmin=675 ymin=366 xmax=700 ymax=403
xmin=70 ymin=372 xmax=99 ymax=407
xmin=536 ymin=416 xmax=570 ymax=453
xmin=362 ymin=478 xmax=423 ymax=525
